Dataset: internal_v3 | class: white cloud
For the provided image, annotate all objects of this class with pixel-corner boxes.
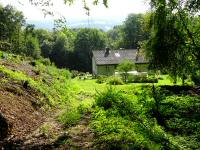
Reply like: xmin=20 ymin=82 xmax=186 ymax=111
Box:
xmin=0 ymin=0 xmax=150 ymax=20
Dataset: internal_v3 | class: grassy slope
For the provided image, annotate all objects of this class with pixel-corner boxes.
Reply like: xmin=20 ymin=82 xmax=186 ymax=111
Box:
xmin=69 ymin=78 xmax=199 ymax=149
xmin=0 ymin=51 xmax=74 ymax=148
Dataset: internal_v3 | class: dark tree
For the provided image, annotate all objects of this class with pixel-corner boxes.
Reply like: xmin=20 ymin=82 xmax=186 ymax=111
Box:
xmin=73 ymin=28 xmax=106 ymax=72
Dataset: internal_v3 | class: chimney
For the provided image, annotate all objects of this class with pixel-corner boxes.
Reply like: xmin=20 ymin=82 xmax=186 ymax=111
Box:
xmin=104 ymin=47 xmax=110 ymax=57
xmin=105 ymin=47 xmax=110 ymax=54
xmin=106 ymin=47 xmax=110 ymax=53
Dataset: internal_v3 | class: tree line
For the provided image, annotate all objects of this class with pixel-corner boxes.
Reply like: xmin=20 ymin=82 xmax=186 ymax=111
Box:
xmin=0 ymin=3 xmax=147 ymax=73
xmin=2 ymin=0 xmax=200 ymax=85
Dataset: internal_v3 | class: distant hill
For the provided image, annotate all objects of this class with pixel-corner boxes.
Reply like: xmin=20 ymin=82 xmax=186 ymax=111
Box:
xmin=27 ymin=17 xmax=124 ymax=31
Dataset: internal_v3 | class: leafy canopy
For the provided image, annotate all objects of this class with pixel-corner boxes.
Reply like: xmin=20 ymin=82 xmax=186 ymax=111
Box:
xmin=117 ymin=60 xmax=134 ymax=82
xmin=117 ymin=60 xmax=134 ymax=73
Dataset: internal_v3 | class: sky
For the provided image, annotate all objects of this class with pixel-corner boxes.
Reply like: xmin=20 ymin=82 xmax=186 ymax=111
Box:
xmin=0 ymin=0 xmax=150 ymax=21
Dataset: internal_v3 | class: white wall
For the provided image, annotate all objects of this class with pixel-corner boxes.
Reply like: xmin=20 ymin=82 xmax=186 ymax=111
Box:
xmin=92 ymin=56 xmax=97 ymax=75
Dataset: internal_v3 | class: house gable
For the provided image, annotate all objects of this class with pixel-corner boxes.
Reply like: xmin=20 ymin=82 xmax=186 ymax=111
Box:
xmin=92 ymin=49 xmax=137 ymax=65
xmin=92 ymin=49 xmax=148 ymax=75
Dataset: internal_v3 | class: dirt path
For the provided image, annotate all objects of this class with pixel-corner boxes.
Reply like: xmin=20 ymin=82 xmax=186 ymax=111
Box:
xmin=9 ymin=112 xmax=95 ymax=150
xmin=60 ymin=114 xmax=95 ymax=150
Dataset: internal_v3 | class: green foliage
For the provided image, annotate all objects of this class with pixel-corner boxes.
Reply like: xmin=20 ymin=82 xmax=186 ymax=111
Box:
xmin=95 ymin=87 xmax=136 ymax=115
xmin=77 ymin=102 xmax=92 ymax=114
xmin=35 ymin=29 xmax=54 ymax=58
xmin=39 ymin=124 xmax=54 ymax=138
xmin=191 ymin=70 xmax=200 ymax=85
xmin=50 ymin=31 xmax=73 ymax=68
xmin=74 ymin=28 xmax=106 ymax=72
xmin=37 ymin=58 xmax=51 ymax=66
xmin=91 ymin=87 xmax=180 ymax=149
xmin=0 ymin=4 xmax=25 ymax=52
xmin=136 ymin=86 xmax=200 ymax=149
xmin=146 ymin=0 xmax=200 ymax=84
xmin=96 ymin=75 xmax=107 ymax=84
xmin=25 ymin=35 xmax=41 ymax=59
xmin=71 ymin=70 xmax=79 ymax=78
xmin=0 ymin=4 xmax=43 ymax=59
xmin=121 ymin=13 xmax=148 ymax=49
xmin=107 ymin=76 xmax=124 ymax=85
xmin=160 ymin=95 xmax=200 ymax=149
xmin=0 ymin=41 xmax=11 ymax=51
xmin=95 ymin=87 xmax=119 ymax=110
xmin=117 ymin=60 xmax=134 ymax=73
xmin=128 ymin=75 xmax=158 ymax=83
xmin=117 ymin=60 xmax=134 ymax=82
xmin=107 ymin=14 xmax=148 ymax=49
xmin=0 ymin=54 xmax=71 ymax=106
xmin=106 ymin=25 xmax=123 ymax=49
xmin=58 ymin=109 xmax=82 ymax=127
xmin=34 ymin=29 xmax=53 ymax=46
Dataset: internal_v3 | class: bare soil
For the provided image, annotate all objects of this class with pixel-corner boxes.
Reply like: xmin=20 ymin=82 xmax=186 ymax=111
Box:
xmin=0 ymin=77 xmax=46 ymax=148
xmin=0 ymin=60 xmax=95 ymax=149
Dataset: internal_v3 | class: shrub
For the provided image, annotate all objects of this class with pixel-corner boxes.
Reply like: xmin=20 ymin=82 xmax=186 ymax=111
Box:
xmin=58 ymin=109 xmax=82 ymax=127
xmin=71 ymin=70 xmax=79 ymax=78
xmin=85 ymin=72 xmax=93 ymax=79
xmin=0 ymin=41 xmax=11 ymax=51
xmin=107 ymin=76 xmax=124 ymax=85
xmin=95 ymin=87 xmax=135 ymax=117
xmin=96 ymin=75 xmax=107 ymax=84
xmin=92 ymin=87 xmax=179 ymax=150
xmin=128 ymin=75 xmax=158 ymax=83
xmin=77 ymin=103 xmax=91 ymax=114
xmin=78 ymin=72 xmax=87 ymax=80
xmin=157 ymin=77 xmax=163 ymax=80
xmin=39 ymin=124 xmax=52 ymax=138
xmin=38 ymin=58 xmax=51 ymax=66
xmin=127 ymin=74 xmax=135 ymax=82
xmin=191 ymin=71 xmax=200 ymax=85
xmin=29 ymin=61 xmax=36 ymax=66
xmin=117 ymin=60 xmax=135 ymax=82
xmin=0 ymin=51 xmax=3 ymax=58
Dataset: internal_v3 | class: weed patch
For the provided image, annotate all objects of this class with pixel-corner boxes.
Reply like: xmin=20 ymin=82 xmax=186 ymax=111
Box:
xmin=91 ymin=87 xmax=180 ymax=149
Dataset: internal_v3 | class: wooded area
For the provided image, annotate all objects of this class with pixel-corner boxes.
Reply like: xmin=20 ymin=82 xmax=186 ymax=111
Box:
xmin=1 ymin=0 xmax=200 ymax=149
xmin=1 ymin=0 xmax=200 ymax=84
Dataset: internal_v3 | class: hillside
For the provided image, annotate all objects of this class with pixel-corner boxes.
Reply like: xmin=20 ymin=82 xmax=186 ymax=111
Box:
xmin=0 ymin=52 xmax=71 ymax=149
xmin=27 ymin=18 xmax=124 ymax=31
xmin=0 ymin=51 xmax=102 ymax=149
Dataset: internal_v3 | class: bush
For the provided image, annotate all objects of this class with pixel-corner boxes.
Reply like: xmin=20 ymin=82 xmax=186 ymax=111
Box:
xmin=117 ymin=60 xmax=134 ymax=82
xmin=95 ymin=87 xmax=135 ymax=116
xmin=58 ymin=109 xmax=82 ymax=127
xmin=29 ymin=61 xmax=36 ymax=66
xmin=38 ymin=58 xmax=51 ymax=66
xmin=128 ymin=75 xmax=158 ymax=83
xmin=96 ymin=75 xmax=107 ymax=84
xmin=107 ymin=76 xmax=124 ymax=85
xmin=0 ymin=51 xmax=3 ymax=58
xmin=71 ymin=70 xmax=79 ymax=78
xmin=191 ymin=71 xmax=200 ymax=85
xmin=78 ymin=72 xmax=87 ymax=80
xmin=0 ymin=41 xmax=11 ymax=51
xmin=127 ymin=74 xmax=135 ymax=82
xmin=85 ymin=72 xmax=93 ymax=79
xmin=92 ymin=87 xmax=179 ymax=150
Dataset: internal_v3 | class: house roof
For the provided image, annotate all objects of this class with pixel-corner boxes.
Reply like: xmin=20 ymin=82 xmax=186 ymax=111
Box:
xmin=92 ymin=49 xmax=148 ymax=65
